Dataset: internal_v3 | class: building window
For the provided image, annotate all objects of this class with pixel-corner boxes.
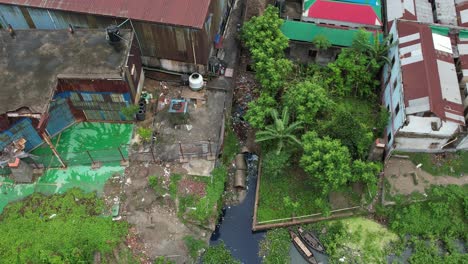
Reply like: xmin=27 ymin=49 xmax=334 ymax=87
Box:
xmin=111 ymin=94 xmax=125 ymax=103
xmin=84 ymin=110 xmax=102 ymax=120
xmin=81 ymin=93 xmax=92 ymax=102
xmin=387 ymin=132 xmax=392 ymax=143
xmin=391 ymin=55 xmax=395 ymax=67
xmin=91 ymin=94 xmax=104 ymax=102
xmin=393 ymin=78 xmax=398 ymax=90
xmin=308 ymin=49 xmax=317 ymax=58
xmin=70 ymin=92 xmax=81 ymax=102
xmin=395 ymin=103 xmax=400 ymax=115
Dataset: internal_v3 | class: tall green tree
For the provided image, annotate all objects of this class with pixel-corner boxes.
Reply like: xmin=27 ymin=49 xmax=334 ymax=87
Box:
xmin=352 ymin=29 xmax=396 ymax=67
xmin=245 ymin=93 xmax=277 ymax=130
xmin=242 ymin=5 xmax=292 ymax=95
xmin=319 ymin=108 xmax=373 ymax=160
xmin=255 ymin=107 xmax=303 ymax=154
xmin=313 ymin=34 xmax=332 ymax=51
xmin=300 ymin=131 xmax=353 ymax=194
xmin=283 ymin=80 xmax=334 ymax=127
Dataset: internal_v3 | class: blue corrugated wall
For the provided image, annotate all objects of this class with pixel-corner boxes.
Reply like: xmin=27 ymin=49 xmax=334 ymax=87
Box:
xmin=0 ymin=118 xmax=43 ymax=152
xmin=0 ymin=4 xmax=28 ymax=29
xmin=46 ymin=98 xmax=76 ymax=137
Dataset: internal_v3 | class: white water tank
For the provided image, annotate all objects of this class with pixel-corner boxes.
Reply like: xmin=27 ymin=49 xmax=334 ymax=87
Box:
xmin=189 ymin=73 xmax=204 ymax=91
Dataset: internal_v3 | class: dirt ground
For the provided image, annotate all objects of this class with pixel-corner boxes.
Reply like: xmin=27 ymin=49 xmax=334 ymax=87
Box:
xmin=119 ymin=161 xmax=208 ymax=264
xmin=383 ymin=157 xmax=468 ymax=200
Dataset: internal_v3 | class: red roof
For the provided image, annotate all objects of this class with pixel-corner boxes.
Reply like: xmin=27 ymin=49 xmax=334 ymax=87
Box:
xmin=0 ymin=0 xmax=211 ymax=28
xmin=397 ymin=21 xmax=465 ymax=125
xmin=306 ymin=0 xmax=381 ymax=26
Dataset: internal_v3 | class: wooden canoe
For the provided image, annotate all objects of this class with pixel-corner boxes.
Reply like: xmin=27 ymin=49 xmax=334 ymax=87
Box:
xmin=289 ymin=230 xmax=318 ymax=264
xmin=298 ymin=227 xmax=326 ymax=254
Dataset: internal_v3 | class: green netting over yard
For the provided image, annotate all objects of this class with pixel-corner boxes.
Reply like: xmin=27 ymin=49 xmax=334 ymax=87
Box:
xmin=0 ymin=164 xmax=124 ymax=213
xmin=1 ymin=122 xmax=133 ymax=213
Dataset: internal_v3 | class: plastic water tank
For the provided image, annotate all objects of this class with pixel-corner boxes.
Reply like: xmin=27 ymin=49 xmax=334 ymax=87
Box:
xmin=189 ymin=73 xmax=204 ymax=91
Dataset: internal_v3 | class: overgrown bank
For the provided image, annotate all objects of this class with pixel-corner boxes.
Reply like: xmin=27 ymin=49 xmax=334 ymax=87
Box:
xmin=0 ymin=188 xmax=130 ymax=263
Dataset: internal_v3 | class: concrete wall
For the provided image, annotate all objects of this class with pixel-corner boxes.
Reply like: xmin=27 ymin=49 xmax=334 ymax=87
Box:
xmin=394 ymin=137 xmax=450 ymax=150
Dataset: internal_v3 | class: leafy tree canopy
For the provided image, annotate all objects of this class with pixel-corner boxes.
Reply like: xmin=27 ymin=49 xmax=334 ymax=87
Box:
xmin=283 ymin=80 xmax=334 ymax=127
xmin=300 ymin=132 xmax=380 ymax=194
xmin=245 ymin=93 xmax=277 ymax=130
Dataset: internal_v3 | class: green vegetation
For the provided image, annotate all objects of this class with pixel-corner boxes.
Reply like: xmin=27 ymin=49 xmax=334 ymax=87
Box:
xmin=121 ymin=104 xmax=140 ymax=120
xmin=184 ymin=235 xmax=206 ymax=260
xmin=149 ymin=175 xmax=166 ymax=196
xmin=255 ymin=107 xmax=303 ymax=154
xmin=257 ymin=153 xmax=362 ymax=222
xmin=396 ymin=151 xmax=468 ymax=177
xmin=222 ymin=122 xmax=240 ymax=166
xmin=243 ymin=6 xmax=385 ymax=221
xmin=242 ymin=6 xmax=292 ymax=95
xmin=312 ymin=34 xmax=331 ymax=50
xmin=259 ymin=217 xmax=398 ymax=263
xmin=137 ymin=127 xmax=152 ymax=143
xmin=378 ymin=185 xmax=468 ymax=262
xmin=383 ymin=185 xmax=467 ymax=239
xmin=173 ymin=167 xmax=227 ymax=225
xmin=0 ymin=189 xmax=128 ymax=263
xmin=259 ymin=228 xmax=291 ymax=264
xmin=202 ymin=242 xmax=240 ymax=264
xmin=153 ymin=256 xmax=175 ymax=264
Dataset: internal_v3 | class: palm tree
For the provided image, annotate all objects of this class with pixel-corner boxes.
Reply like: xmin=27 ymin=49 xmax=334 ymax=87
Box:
xmin=255 ymin=107 xmax=303 ymax=154
xmin=353 ymin=30 xmax=398 ymax=67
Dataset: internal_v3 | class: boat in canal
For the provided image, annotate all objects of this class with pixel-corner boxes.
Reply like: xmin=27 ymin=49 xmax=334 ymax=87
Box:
xmin=289 ymin=230 xmax=318 ymax=264
xmin=298 ymin=227 xmax=326 ymax=254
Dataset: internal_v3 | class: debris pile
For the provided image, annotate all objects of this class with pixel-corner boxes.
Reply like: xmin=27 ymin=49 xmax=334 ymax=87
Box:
xmin=232 ymin=73 xmax=258 ymax=140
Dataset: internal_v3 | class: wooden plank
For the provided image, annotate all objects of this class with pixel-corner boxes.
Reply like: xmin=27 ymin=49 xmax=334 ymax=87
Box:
xmin=294 ymin=237 xmax=312 ymax=257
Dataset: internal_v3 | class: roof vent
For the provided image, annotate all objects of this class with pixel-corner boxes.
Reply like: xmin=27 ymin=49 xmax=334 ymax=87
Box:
xmin=106 ymin=25 xmax=121 ymax=43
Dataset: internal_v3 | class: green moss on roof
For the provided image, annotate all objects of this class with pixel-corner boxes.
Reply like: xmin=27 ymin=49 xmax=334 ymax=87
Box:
xmin=281 ymin=20 xmax=378 ymax=47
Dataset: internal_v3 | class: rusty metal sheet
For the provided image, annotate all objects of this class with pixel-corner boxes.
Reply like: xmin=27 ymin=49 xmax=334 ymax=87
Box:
xmin=0 ymin=0 xmax=211 ymax=28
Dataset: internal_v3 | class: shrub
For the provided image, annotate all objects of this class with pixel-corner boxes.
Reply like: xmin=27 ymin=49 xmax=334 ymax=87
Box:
xmin=137 ymin=127 xmax=152 ymax=143
xmin=203 ymin=242 xmax=240 ymax=264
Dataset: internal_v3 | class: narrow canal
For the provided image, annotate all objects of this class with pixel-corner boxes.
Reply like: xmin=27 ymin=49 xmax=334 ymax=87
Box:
xmin=210 ymin=153 xmax=265 ymax=263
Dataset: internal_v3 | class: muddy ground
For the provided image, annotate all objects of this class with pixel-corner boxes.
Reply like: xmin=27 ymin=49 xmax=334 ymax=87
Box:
xmin=118 ymin=161 xmax=210 ymax=264
xmin=383 ymin=157 xmax=468 ymax=203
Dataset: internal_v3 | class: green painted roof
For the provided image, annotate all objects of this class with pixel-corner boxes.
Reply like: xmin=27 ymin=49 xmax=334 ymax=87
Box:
xmin=459 ymin=30 xmax=468 ymax=40
xmin=281 ymin=20 xmax=377 ymax=47
xmin=430 ymin=25 xmax=449 ymax=36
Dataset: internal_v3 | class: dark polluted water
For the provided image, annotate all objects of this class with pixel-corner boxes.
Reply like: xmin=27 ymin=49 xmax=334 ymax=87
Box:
xmin=210 ymin=153 xmax=266 ymax=264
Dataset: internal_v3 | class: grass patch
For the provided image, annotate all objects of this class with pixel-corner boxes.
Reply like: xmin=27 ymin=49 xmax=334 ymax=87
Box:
xmin=169 ymin=173 xmax=183 ymax=198
xmin=183 ymin=235 xmax=206 ymax=260
xmin=257 ymin=164 xmax=361 ymax=223
xmin=397 ymin=151 xmax=468 ymax=177
xmin=149 ymin=175 xmax=166 ymax=196
xmin=0 ymin=188 xmax=128 ymax=263
xmin=222 ymin=122 xmax=240 ymax=166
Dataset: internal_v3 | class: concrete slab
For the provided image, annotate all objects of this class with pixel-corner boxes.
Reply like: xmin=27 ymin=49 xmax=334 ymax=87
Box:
xmin=182 ymin=159 xmax=215 ymax=177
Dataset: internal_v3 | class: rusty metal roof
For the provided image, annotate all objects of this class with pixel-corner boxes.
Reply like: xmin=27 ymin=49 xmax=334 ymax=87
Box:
xmin=396 ymin=20 xmax=465 ymax=125
xmin=0 ymin=0 xmax=211 ymax=28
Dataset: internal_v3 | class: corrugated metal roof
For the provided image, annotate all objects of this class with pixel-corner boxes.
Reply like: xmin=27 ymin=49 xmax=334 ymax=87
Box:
xmin=396 ymin=20 xmax=465 ymax=125
xmin=0 ymin=0 xmax=211 ymax=28
xmin=387 ymin=0 xmax=434 ymax=24
xmin=280 ymin=20 xmax=379 ymax=47
xmin=434 ymin=0 xmax=457 ymax=25
xmin=303 ymin=0 xmax=382 ymax=26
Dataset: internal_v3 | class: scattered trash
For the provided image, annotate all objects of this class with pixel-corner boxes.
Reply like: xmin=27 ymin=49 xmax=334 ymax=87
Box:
xmin=49 ymin=214 xmax=57 ymax=219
